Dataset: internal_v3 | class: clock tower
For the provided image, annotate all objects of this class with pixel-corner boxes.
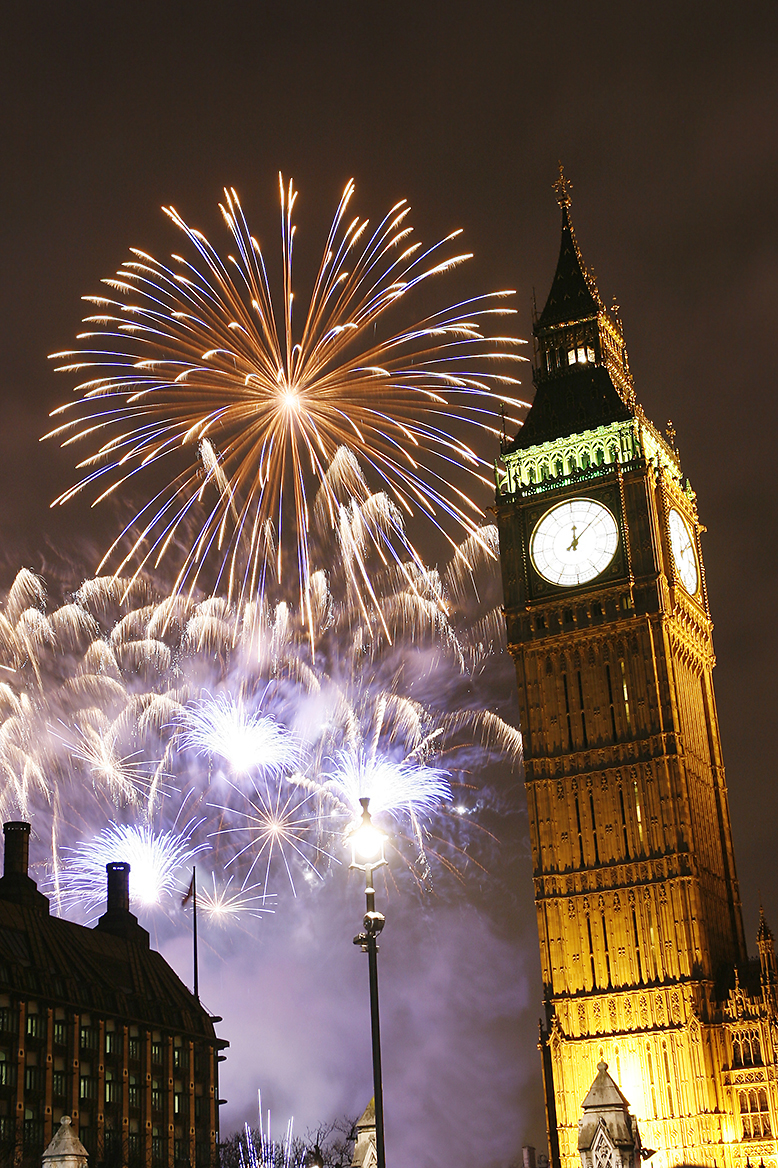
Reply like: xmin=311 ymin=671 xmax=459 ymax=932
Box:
xmin=496 ymin=176 xmax=778 ymax=1168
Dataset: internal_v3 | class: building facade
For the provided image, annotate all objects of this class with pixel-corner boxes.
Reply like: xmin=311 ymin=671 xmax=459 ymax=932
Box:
xmin=495 ymin=176 xmax=778 ymax=1168
xmin=0 ymin=821 xmax=226 ymax=1168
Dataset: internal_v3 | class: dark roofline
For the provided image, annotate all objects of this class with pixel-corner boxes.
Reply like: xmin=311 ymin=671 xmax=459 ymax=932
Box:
xmin=0 ymin=899 xmax=224 ymax=1043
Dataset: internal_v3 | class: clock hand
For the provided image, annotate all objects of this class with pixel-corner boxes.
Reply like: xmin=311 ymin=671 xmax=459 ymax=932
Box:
xmin=567 ymin=514 xmax=600 ymax=552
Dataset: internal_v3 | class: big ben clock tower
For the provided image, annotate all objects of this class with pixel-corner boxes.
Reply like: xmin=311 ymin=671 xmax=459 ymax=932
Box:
xmin=496 ymin=174 xmax=778 ymax=1168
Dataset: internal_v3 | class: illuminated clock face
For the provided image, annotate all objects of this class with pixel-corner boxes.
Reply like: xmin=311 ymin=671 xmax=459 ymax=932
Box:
xmin=668 ymin=508 xmax=698 ymax=594
xmin=530 ymin=498 xmax=619 ymax=587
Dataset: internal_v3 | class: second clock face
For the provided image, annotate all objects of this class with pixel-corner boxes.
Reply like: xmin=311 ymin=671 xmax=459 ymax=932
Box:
xmin=530 ymin=497 xmax=619 ymax=587
xmin=668 ymin=508 xmax=698 ymax=594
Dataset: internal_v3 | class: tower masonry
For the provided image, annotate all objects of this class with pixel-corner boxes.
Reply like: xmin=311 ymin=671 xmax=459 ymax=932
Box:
xmin=495 ymin=176 xmax=778 ymax=1168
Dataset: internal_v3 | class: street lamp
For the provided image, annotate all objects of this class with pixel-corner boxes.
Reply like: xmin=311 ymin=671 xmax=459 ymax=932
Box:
xmin=349 ymin=797 xmax=387 ymax=1168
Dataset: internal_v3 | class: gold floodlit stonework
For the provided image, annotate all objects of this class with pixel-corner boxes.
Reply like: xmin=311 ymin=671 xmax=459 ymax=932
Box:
xmin=496 ymin=191 xmax=778 ymax=1168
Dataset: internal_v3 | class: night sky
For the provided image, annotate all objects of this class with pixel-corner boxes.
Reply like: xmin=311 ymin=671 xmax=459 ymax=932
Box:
xmin=1 ymin=4 xmax=777 ymax=1166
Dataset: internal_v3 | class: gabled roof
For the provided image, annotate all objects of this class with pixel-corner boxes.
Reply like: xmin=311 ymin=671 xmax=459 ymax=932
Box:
xmin=355 ymin=1099 xmax=376 ymax=1130
xmin=578 ymin=1061 xmax=639 ymax=1155
xmin=581 ymin=1060 xmax=631 ymax=1111
xmin=537 ymin=202 xmax=603 ymax=328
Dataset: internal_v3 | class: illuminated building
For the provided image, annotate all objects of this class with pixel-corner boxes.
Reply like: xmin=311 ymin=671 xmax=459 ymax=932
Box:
xmin=0 ymin=821 xmax=226 ymax=1168
xmin=495 ymin=173 xmax=778 ymax=1168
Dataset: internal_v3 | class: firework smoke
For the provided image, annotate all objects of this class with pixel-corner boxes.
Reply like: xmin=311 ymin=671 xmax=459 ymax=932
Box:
xmin=0 ymin=461 xmax=520 ymax=910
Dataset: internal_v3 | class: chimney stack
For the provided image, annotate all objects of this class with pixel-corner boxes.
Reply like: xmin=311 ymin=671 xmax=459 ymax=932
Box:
xmin=0 ymin=821 xmax=49 ymax=913
xmin=3 ymin=821 xmax=30 ymax=877
xmin=106 ymin=862 xmax=131 ymax=914
xmin=95 ymin=860 xmax=149 ymax=945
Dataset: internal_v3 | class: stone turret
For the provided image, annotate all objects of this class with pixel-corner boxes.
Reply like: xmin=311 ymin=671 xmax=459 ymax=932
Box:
xmin=41 ymin=1116 xmax=88 ymax=1167
xmin=351 ymin=1099 xmax=377 ymax=1168
xmin=757 ymin=908 xmax=778 ymax=1010
xmin=578 ymin=1061 xmax=642 ymax=1168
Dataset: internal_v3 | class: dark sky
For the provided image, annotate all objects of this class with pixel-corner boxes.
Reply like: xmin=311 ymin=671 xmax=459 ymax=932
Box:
xmin=2 ymin=3 xmax=778 ymax=1165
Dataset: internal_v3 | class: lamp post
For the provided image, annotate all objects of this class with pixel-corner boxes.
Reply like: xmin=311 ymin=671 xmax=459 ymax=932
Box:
xmin=349 ymin=797 xmax=387 ymax=1168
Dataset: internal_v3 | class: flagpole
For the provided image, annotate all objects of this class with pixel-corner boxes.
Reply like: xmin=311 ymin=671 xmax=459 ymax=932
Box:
xmin=193 ymin=866 xmax=199 ymax=1001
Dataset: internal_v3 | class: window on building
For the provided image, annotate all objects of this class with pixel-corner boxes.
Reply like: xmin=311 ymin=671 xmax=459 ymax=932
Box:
xmin=80 ymin=1075 xmax=97 ymax=1101
xmin=104 ymin=1131 xmax=120 ymax=1157
xmin=740 ymin=1088 xmax=772 ymax=1138
xmin=80 ymin=1026 xmax=97 ymax=1051
xmin=733 ymin=1030 xmax=763 ymax=1067
xmin=152 ymin=1129 xmax=165 ymax=1166
xmin=24 ymin=1112 xmax=44 ymax=1149
xmin=53 ymin=1020 xmax=66 ymax=1046
xmin=0 ymin=1052 xmax=14 ymax=1089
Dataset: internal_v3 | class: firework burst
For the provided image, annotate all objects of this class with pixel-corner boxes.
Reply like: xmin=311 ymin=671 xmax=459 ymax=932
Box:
xmin=46 ymin=178 xmax=527 ymax=631
xmin=0 ymin=455 xmax=520 ymax=912
xmin=197 ymin=872 xmax=273 ymax=923
xmin=182 ymin=693 xmax=303 ymax=779
xmin=53 ymin=820 xmax=209 ymax=916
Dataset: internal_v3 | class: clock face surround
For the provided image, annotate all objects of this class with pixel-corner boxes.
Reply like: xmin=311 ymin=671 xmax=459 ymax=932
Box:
xmin=668 ymin=508 xmax=698 ymax=594
xmin=530 ymin=497 xmax=620 ymax=587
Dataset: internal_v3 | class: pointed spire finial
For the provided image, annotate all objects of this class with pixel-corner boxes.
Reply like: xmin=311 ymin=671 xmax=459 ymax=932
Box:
xmin=553 ymin=162 xmax=572 ymax=210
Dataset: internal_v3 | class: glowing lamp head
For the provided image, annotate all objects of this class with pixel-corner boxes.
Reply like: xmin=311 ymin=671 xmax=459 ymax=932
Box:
xmin=349 ymin=797 xmax=387 ymax=870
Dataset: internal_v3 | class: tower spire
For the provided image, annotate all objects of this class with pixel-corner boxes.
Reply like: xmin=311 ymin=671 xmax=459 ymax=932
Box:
xmin=538 ymin=168 xmax=603 ymax=328
xmin=552 ymin=161 xmax=573 ymax=210
xmin=504 ymin=173 xmax=634 ymax=453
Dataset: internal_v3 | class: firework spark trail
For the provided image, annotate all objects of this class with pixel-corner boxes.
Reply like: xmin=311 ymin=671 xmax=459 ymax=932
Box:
xmin=0 ymin=464 xmax=520 ymax=912
xmin=211 ymin=776 xmax=340 ymax=901
xmin=238 ymin=1093 xmax=301 ymax=1168
xmin=52 ymin=820 xmax=209 ymax=917
xmin=45 ymin=178 xmax=528 ymax=633
xmin=181 ymin=693 xmax=303 ymax=779
xmin=198 ymin=872 xmax=274 ymax=922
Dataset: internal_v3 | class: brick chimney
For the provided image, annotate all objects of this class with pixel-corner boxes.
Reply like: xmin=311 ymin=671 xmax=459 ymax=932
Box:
xmin=0 ymin=821 xmax=49 ymax=913
xmin=95 ymin=861 xmax=149 ymax=944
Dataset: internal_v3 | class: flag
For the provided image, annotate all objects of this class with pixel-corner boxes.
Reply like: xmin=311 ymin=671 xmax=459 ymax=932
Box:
xmin=182 ymin=871 xmax=195 ymax=908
